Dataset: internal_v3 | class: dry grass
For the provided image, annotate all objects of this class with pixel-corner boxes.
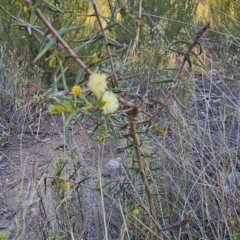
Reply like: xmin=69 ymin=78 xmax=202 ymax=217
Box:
xmin=2 ymin=40 xmax=237 ymax=240
xmin=1 ymin=3 xmax=240 ymax=240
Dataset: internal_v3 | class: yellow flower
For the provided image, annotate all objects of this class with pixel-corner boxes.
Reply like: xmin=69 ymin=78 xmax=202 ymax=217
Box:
xmin=132 ymin=209 xmax=139 ymax=215
xmin=99 ymin=91 xmax=119 ymax=115
xmin=58 ymin=181 xmax=70 ymax=191
xmin=23 ymin=6 xmax=28 ymax=13
xmin=72 ymin=85 xmax=82 ymax=97
xmin=88 ymin=73 xmax=107 ymax=98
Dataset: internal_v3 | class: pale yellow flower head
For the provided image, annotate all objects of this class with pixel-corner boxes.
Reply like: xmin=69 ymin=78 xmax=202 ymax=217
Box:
xmin=88 ymin=73 xmax=107 ymax=98
xmin=99 ymin=91 xmax=119 ymax=115
xmin=132 ymin=209 xmax=139 ymax=215
xmin=72 ymin=85 xmax=82 ymax=97
xmin=58 ymin=181 xmax=70 ymax=191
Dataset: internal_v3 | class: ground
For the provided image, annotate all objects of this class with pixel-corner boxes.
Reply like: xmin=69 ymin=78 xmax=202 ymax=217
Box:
xmin=0 ymin=113 xmax=69 ymax=238
xmin=0 ymin=52 xmax=240 ymax=239
xmin=0 ymin=111 xmax=126 ymax=239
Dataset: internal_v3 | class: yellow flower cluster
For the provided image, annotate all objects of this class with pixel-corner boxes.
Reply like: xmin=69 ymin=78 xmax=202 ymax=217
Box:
xmin=132 ymin=209 xmax=139 ymax=215
xmin=88 ymin=73 xmax=119 ymax=115
xmin=100 ymin=91 xmax=119 ymax=115
xmin=49 ymin=73 xmax=119 ymax=116
xmin=72 ymin=85 xmax=82 ymax=97
xmin=88 ymin=73 xmax=107 ymax=98
xmin=58 ymin=181 xmax=70 ymax=191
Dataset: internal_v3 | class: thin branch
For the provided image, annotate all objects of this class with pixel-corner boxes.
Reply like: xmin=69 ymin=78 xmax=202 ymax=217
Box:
xmin=45 ymin=176 xmax=98 ymax=191
xmin=127 ymin=0 xmax=143 ymax=59
xmin=21 ymin=1 xmax=139 ymax=110
xmin=92 ymin=0 xmax=119 ymax=87
xmin=162 ymin=211 xmax=194 ymax=231
xmin=129 ymin=120 xmax=163 ymax=238
xmin=24 ymin=0 xmax=92 ymax=76
xmin=148 ymin=22 xmax=210 ymax=122
xmin=131 ymin=22 xmax=210 ymax=125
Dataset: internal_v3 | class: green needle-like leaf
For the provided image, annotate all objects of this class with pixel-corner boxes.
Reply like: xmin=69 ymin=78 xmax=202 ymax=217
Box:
xmin=34 ymin=38 xmax=55 ymax=63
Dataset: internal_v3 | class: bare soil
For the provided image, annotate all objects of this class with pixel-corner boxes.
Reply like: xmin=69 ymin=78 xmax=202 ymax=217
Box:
xmin=0 ymin=114 xmax=62 ymax=237
xmin=0 ymin=111 xmax=125 ymax=239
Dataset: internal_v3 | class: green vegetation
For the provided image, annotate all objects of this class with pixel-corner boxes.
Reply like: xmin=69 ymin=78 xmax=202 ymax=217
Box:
xmin=0 ymin=233 xmax=7 ymax=240
xmin=0 ymin=0 xmax=240 ymax=239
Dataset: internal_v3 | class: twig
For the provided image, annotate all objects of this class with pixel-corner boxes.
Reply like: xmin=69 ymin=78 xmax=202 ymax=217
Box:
xmin=127 ymin=0 xmax=143 ymax=59
xmin=124 ymin=24 xmax=210 ymax=238
xmin=24 ymin=0 xmax=92 ymax=76
xmin=131 ymin=22 xmax=210 ymax=125
xmin=129 ymin=119 xmax=163 ymax=238
xmin=162 ymin=211 xmax=194 ymax=231
xmin=22 ymin=0 xmax=139 ymax=110
xmin=148 ymin=22 xmax=210 ymax=122
xmin=45 ymin=176 xmax=99 ymax=191
xmin=91 ymin=0 xmax=119 ymax=87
